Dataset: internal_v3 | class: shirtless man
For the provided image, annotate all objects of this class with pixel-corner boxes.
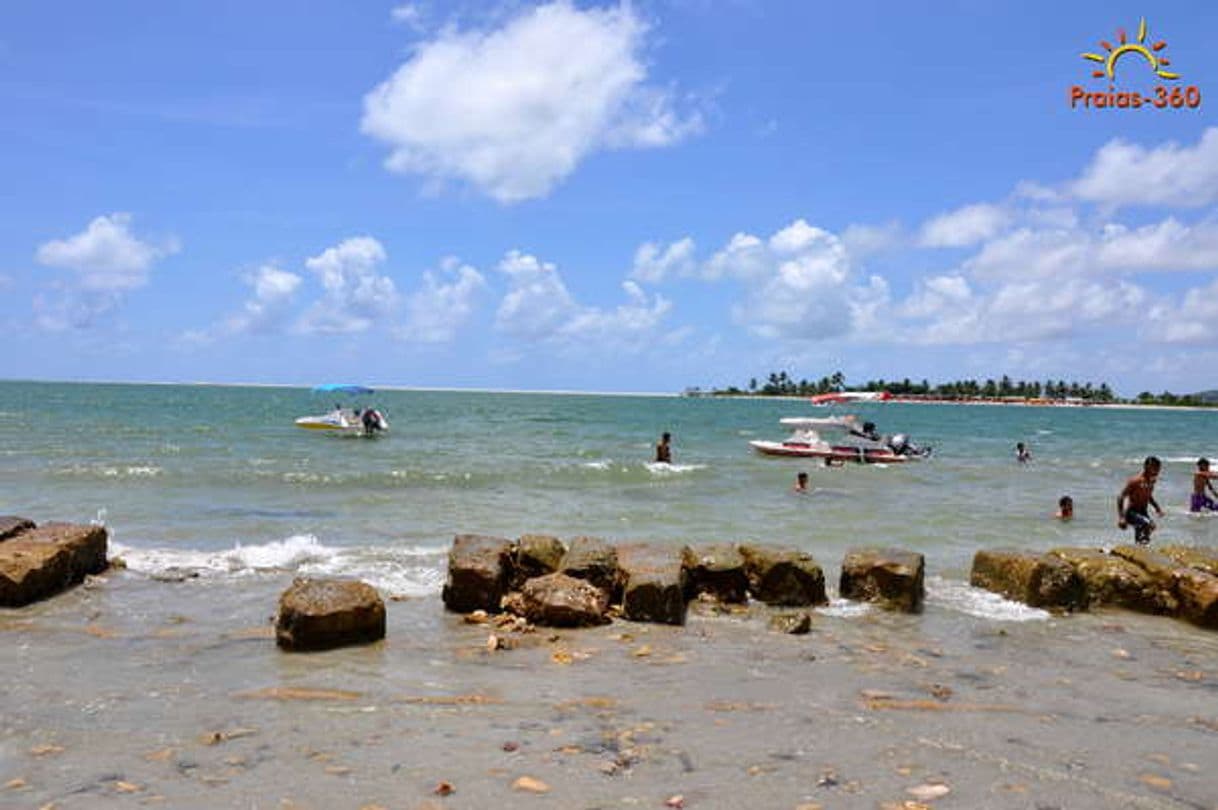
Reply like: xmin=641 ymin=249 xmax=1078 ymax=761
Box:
xmin=1191 ymin=457 xmax=1218 ymax=513
xmin=655 ymin=432 xmax=672 ymax=464
xmin=792 ymin=471 xmax=809 ymax=493
xmin=1117 ymin=456 xmax=1164 ymax=545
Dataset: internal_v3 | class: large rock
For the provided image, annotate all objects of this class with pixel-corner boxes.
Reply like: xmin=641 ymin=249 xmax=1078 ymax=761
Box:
xmin=738 ymin=544 xmax=827 ymax=607
xmin=970 ymin=548 xmax=1086 ymax=610
xmin=682 ymin=543 xmax=749 ymax=603
xmin=276 ymin=578 xmax=386 ymax=651
xmin=840 ymin=548 xmax=925 ymax=613
xmin=502 ymin=572 xmax=609 ymax=627
xmin=442 ymin=534 xmax=512 ymax=613
xmin=0 ymin=522 xmax=108 ymax=607
xmin=1049 ymin=547 xmax=1173 ymax=615
xmin=617 ymin=543 xmax=688 ymax=625
xmin=1158 ymin=545 xmax=1218 ymax=578
xmin=1112 ymin=545 xmax=1218 ymax=629
xmin=0 ymin=516 xmax=35 ymax=542
xmin=560 ymin=536 xmax=620 ymax=595
xmin=509 ymin=534 xmax=566 ymax=591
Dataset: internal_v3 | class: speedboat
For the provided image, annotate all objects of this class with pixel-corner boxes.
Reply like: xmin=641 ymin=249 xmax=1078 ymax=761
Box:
xmin=809 ymin=390 xmax=891 ymax=406
xmin=749 ymin=415 xmax=930 ymax=463
xmin=295 ymin=384 xmax=389 ymax=437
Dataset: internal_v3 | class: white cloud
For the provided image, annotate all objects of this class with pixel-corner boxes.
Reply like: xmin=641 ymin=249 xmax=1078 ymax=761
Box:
xmin=630 ymin=236 xmax=695 ymax=283
xmin=703 ymin=232 xmax=767 ymax=281
xmin=840 ymin=221 xmax=903 ymax=257
xmin=390 ymin=3 xmax=424 ymax=28
xmin=180 ymin=264 xmax=302 ymax=344
xmin=920 ymin=203 xmax=1011 ymax=247
xmin=361 ymin=1 xmax=702 ymax=202
xmin=1073 ymin=127 xmax=1218 ymax=208
xmin=298 ymin=236 xmax=399 ymax=334
xmin=1146 ymin=277 xmax=1218 ymax=344
xmin=33 ymin=213 xmax=177 ymax=330
xmin=1094 ymin=219 xmax=1218 ymax=271
xmin=400 ymin=257 xmax=487 ymax=343
xmin=36 ymin=213 xmax=177 ymax=292
xmin=494 ymin=249 xmax=670 ymax=348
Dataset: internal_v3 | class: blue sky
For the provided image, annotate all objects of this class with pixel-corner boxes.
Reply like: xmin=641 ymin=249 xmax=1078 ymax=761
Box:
xmin=2 ymin=1 xmax=1217 ymax=395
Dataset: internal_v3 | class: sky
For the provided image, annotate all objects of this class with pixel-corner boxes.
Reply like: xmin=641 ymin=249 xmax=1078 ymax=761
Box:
xmin=2 ymin=1 xmax=1217 ymax=396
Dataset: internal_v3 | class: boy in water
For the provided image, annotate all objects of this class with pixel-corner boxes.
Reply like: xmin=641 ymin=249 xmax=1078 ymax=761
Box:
xmin=1117 ymin=456 xmax=1164 ymax=545
xmin=655 ymin=432 xmax=672 ymax=464
xmin=1015 ymin=442 xmax=1031 ymax=463
xmin=1055 ymin=495 xmax=1073 ymax=521
xmin=792 ymin=471 xmax=809 ymax=493
xmin=1191 ymin=458 xmax=1218 ymax=513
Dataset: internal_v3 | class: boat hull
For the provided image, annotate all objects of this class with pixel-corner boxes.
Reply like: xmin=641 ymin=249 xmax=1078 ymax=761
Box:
xmin=749 ymin=440 xmax=913 ymax=463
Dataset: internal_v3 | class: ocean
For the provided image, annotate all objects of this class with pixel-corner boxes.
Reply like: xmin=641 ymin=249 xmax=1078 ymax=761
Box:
xmin=3 ymin=380 xmax=1218 ymax=808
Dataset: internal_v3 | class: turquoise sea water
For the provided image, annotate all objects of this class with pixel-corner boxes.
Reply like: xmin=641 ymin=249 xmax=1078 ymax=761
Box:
xmin=3 ymin=380 xmax=1217 ymax=609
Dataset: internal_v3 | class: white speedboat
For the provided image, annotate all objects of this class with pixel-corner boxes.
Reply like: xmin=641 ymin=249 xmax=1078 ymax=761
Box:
xmin=749 ymin=415 xmax=929 ymax=463
xmin=295 ymin=384 xmax=389 ymax=437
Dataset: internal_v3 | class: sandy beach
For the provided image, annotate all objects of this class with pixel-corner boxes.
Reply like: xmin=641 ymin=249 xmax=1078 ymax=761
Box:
xmin=4 ymin=568 xmax=1218 ymax=810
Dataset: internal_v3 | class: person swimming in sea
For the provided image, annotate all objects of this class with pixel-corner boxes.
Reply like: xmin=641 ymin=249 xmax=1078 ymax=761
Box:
xmin=1191 ymin=458 xmax=1218 ymax=513
xmin=1055 ymin=495 xmax=1073 ymax=521
xmin=1015 ymin=442 xmax=1031 ymax=463
xmin=792 ymin=471 xmax=809 ymax=493
xmin=655 ymin=432 xmax=672 ymax=464
xmin=1117 ymin=456 xmax=1164 ymax=545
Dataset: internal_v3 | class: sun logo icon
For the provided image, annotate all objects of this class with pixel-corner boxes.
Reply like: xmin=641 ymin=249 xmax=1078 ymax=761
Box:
xmin=1082 ymin=18 xmax=1179 ymax=81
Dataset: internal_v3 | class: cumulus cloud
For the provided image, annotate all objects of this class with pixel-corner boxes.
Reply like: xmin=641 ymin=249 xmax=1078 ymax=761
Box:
xmin=36 ymin=213 xmax=177 ymax=292
xmin=33 ymin=213 xmax=178 ymax=330
xmin=840 ymin=221 xmax=903 ymax=257
xmin=1073 ymin=127 xmax=1218 ymax=208
xmin=298 ymin=236 xmax=399 ymax=334
xmin=1146 ymin=277 xmax=1218 ymax=344
xmin=494 ymin=249 xmax=670 ymax=348
xmin=192 ymin=264 xmax=302 ymax=342
xmin=630 ymin=236 xmax=695 ymax=283
xmin=361 ymin=1 xmax=702 ymax=202
xmin=399 ymin=257 xmax=487 ymax=343
xmin=920 ymin=203 xmax=1011 ymax=247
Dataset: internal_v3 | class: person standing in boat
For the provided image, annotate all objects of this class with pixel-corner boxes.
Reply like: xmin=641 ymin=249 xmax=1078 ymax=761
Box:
xmin=655 ymin=432 xmax=672 ymax=464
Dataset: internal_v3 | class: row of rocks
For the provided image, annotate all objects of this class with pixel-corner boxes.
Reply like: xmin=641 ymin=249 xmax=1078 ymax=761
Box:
xmin=971 ymin=545 xmax=1218 ymax=629
xmin=0 ymin=517 xmax=109 ymax=607
xmin=442 ymin=534 xmax=926 ymax=627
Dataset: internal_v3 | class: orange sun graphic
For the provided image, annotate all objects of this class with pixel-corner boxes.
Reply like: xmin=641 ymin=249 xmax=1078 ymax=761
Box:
xmin=1082 ymin=18 xmax=1179 ymax=81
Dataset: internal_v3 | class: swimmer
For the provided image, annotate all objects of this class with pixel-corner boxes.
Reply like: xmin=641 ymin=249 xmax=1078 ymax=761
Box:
xmin=1055 ymin=495 xmax=1073 ymax=521
xmin=1191 ymin=458 xmax=1218 ymax=513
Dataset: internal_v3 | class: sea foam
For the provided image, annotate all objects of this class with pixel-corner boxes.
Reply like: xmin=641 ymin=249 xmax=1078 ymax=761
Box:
xmin=925 ymin=576 xmax=1049 ymax=622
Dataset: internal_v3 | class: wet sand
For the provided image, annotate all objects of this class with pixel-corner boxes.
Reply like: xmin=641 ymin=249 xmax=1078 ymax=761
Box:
xmin=3 ymin=571 xmax=1218 ymax=809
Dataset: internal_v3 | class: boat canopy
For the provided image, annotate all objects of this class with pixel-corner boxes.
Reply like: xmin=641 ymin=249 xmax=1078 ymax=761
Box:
xmin=311 ymin=384 xmax=374 ymax=395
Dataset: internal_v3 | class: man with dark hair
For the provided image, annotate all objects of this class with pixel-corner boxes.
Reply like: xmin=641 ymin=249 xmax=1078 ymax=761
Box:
xmin=1191 ymin=458 xmax=1218 ymax=513
xmin=1118 ymin=456 xmax=1164 ymax=545
xmin=655 ymin=432 xmax=672 ymax=464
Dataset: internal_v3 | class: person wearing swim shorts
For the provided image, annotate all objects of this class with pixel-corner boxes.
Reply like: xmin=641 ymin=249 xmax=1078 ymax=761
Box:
xmin=1191 ymin=457 xmax=1218 ymax=513
xmin=1117 ymin=456 xmax=1164 ymax=545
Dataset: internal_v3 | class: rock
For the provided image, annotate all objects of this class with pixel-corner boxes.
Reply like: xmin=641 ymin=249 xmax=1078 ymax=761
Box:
xmin=681 ymin=543 xmax=749 ymax=603
xmin=970 ymin=548 xmax=1085 ymax=610
xmin=275 ymin=578 xmax=386 ymax=651
xmin=768 ymin=612 xmax=812 ymax=634
xmin=509 ymin=534 xmax=566 ymax=590
xmin=442 ymin=534 xmax=512 ymax=613
xmin=840 ymin=548 xmax=925 ymax=613
xmin=738 ymin=544 xmax=827 ymax=606
xmin=1172 ymin=568 xmax=1218 ymax=629
xmin=0 ymin=516 xmax=36 ymax=542
xmin=1050 ymin=547 xmax=1173 ymax=615
xmin=559 ymin=536 xmax=619 ymax=595
xmin=617 ymin=544 xmax=688 ymax=625
xmin=1158 ymin=545 xmax=1218 ymax=578
xmin=0 ymin=522 xmax=108 ymax=607
xmin=504 ymin=572 xmax=609 ymax=627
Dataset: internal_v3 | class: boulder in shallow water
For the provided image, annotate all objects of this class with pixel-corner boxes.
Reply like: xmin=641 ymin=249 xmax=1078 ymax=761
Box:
xmin=509 ymin=534 xmax=566 ymax=590
xmin=1049 ymin=547 xmax=1173 ymax=615
xmin=970 ymin=548 xmax=1085 ymax=611
xmin=0 ymin=522 xmax=108 ymax=607
xmin=276 ymin=578 xmax=386 ymax=651
xmin=738 ymin=544 xmax=827 ymax=607
xmin=442 ymin=534 xmax=512 ymax=613
xmin=1112 ymin=545 xmax=1218 ymax=629
xmin=617 ymin=543 xmax=689 ymax=625
xmin=503 ymin=572 xmax=609 ymax=627
xmin=560 ymin=536 xmax=620 ymax=595
xmin=0 ymin=516 xmax=36 ymax=542
xmin=682 ymin=543 xmax=749 ymax=603
xmin=768 ymin=611 xmax=812 ymax=634
xmin=840 ymin=548 xmax=925 ymax=613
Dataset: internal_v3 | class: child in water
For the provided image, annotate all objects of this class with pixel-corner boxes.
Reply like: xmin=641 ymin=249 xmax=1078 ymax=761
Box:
xmin=1192 ymin=458 xmax=1218 ymax=513
xmin=792 ymin=471 xmax=809 ymax=493
xmin=1117 ymin=456 xmax=1164 ymax=545
xmin=1055 ymin=495 xmax=1073 ymax=521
